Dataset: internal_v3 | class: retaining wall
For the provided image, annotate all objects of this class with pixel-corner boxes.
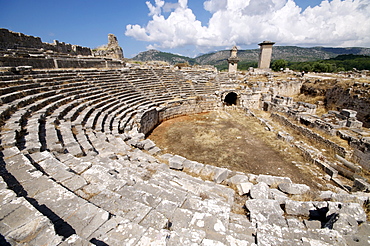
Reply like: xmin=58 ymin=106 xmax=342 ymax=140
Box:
xmin=271 ymin=113 xmax=350 ymax=158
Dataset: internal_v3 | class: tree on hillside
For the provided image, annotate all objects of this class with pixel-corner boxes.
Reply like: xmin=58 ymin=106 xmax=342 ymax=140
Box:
xmin=271 ymin=59 xmax=288 ymax=72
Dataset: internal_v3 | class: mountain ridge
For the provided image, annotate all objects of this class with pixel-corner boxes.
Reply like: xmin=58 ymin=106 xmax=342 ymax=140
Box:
xmin=131 ymin=46 xmax=370 ymax=68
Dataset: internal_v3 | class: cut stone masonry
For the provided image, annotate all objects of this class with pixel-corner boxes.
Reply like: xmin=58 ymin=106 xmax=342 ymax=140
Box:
xmin=0 ymin=30 xmax=369 ymax=245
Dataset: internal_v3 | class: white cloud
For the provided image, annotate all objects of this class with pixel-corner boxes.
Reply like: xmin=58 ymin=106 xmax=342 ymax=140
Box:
xmin=125 ymin=0 xmax=370 ymax=53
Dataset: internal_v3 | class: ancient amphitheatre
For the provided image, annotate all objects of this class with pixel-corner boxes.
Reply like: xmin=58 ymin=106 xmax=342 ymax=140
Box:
xmin=0 ymin=28 xmax=369 ymax=245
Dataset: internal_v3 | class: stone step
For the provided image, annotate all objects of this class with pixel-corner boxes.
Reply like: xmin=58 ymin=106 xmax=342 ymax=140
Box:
xmin=1 ymin=149 xmax=110 ymax=241
xmin=0 ymin=178 xmax=62 ymax=246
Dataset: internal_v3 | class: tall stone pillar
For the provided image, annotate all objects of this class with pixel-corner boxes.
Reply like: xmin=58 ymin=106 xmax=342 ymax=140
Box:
xmin=107 ymin=34 xmax=124 ymax=60
xmin=258 ymin=41 xmax=275 ymax=69
xmin=227 ymin=46 xmax=239 ymax=73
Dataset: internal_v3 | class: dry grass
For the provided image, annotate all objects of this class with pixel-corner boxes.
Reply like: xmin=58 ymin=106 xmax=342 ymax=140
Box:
xmin=365 ymin=200 xmax=370 ymax=221
xmin=199 ymin=192 xmax=210 ymax=200
xmin=290 ymin=191 xmax=322 ymax=202
xmin=293 ymin=94 xmax=325 ymax=105
xmin=142 ymin=167 xmax=157 ymax=181
xmin=71 ymin=126 xmax=78 ymax=136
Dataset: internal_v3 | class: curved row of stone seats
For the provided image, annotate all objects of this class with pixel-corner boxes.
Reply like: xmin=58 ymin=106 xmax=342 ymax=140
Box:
xmin=1 ymin=147 xmax=112 ymax=243
xmin=122 ymin=69 xmax=173 ymax=101
xmin=0 ymin=176 xmax=62 ymax=245
xmin=1 ymin=68 xmax=369 ymax=245
xmin=217 ymin=73 xmax=239 ymax=89
xmin=181 ymin=70 xmax=219 ymax=95
xmin=152 ymin=69 xmax=198 ymax=98
xmin=0 ymin=73 xmax=101 ymax=151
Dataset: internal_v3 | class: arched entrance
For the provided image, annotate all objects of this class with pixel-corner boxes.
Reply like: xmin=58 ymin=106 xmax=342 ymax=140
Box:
xmin=224 ymin=92 xmax=238 ymax=106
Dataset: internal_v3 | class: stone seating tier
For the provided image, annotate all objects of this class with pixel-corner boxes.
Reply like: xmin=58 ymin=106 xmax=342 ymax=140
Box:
xmin=0 ymin=68 xmax=369 ymax=245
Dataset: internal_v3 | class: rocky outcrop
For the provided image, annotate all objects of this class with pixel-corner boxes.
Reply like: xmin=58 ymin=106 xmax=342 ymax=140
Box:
xmin=326 ymin=84 xmax=370 ymax=128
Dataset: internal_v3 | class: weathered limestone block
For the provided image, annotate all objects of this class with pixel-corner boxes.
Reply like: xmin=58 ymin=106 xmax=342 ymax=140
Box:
xmin=245 ymin=199 xmax=286 ymax=227
xmin=303 ymin=220 xmax=321 ymax=229
xmin=169 ymin=208 xmax=194 ymax=231
xmin=278 ymin=182 xmax=310 ymax=195
xmin=182 ymin=196 xmax=231 ymax=221
xmin=62 ymin=156 xmax=92 ymax=174
xmin=332 ymin=213 xmax=358 ymax=235
xmin=63 ymin=202 xmax=109 ymax=239
xmin=236 ymin=182 xmax=253 ymax=196
xmin=352 ymin=178 xmax=370 ymax=192
xmin=199 ymin=165 xmax=230 ymax=183
xmin=149 ymin=146 xmax=161 ymax=155
xmin=93 ymin=219 xmax=147 ymax=246
xmin=58 ymin=234 xmax=92 ymax=246
xmin=139 ymin=209 xmax=169 ymax=230
xmin=344 ymin=222 xmax=370 ymax=246
xmin=212 ymin=167 xmax=230 ymax=184
xmin=183 ymin=160 xmax=205 ymax=175
xmin=89 ymin=189 xmax=151 ymax=224
xmin=285 ymin=200 xmax=315 ymax=217
xmin=257 ymin=174 xmax=292 ymax=186
xmin=0 ymin=177 xmax=7 ymax=190
xmin=2 ymin=146 xmax=21 ymax=158
xmin=33 ymin=186 xmax=87 ymax=219
xmin=61 ymin=174 xmax=88 ymax=191
xmin=0 ymin=192 xmax=62 ymax=246
xmin=189 ymin=212 xmax=227 ymax=239
xmin=167 ymin=228 xmax=206 ymax=245
xmin=118 ymin=186 xmax=162 ymax=208
xmin=301 ymin=237 xmax=333 ymax=246
xmin=228 ymin=214 xmax=256 ymax=243
xmin=225 ymin=234 xmax=256 ymax=246
xmin=169 ymin=155 xmax=186 ymax=170
xmin=327 ymin=202 xmax=367 ymax=223
xmin=226 ymin=174 xmax=250 ymax=187
xmin=286 ymin=217 xmax=306 ymax=230
xmin=256 ymin=224 xmax=300 ymax=246
xmin=269 ymin=188 xmax=289 ymax=204
xmin=5 ymin=215 xmax=62 ymax=246
xmin=331 ymin=192 xmax=368 ymax=205
xmin=250 ymin=182 xmax=269 ymax=199
xmin=81 ymin=165 xmax=126 ymax=191
xmin=346 ymin=118 xmax=363 ymax=128
xmin=38 ymin=158 xmax=74 ymax=182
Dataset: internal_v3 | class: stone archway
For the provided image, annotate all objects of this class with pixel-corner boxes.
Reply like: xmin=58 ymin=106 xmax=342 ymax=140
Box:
xmin=224 ymin=92 xmax=238 ymax=106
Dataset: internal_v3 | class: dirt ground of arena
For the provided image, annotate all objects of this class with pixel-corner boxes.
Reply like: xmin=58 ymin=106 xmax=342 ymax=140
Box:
xmin=148 ymin=110 xmax=330 ymax=190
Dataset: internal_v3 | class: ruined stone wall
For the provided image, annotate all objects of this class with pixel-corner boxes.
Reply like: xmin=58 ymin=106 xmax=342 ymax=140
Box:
xmin=138 ymin=97 xmax=219 ymax=135
xmin=239 ymin=92 xmax=263 ymax=109
xmin=138 ymin=108 xmax=160 ymax=135
xmin=0 ymin=28 xmax=91 ymax=56
xmin=0 ymin=56 xmax=124 ymax=69
xmin=273 ymin=80 xmax=303 ymax=96
xmin=271 ymin=113 xmax=350 ymax=158
xmin=0 ymin=56 xmax=55 ymax=68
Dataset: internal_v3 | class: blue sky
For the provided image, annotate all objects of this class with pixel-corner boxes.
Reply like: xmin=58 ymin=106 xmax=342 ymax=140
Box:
xmin=1 ymin=0 xmax=369 ymax=58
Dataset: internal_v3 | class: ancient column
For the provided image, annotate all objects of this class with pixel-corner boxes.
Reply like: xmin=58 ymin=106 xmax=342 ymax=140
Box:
xmin=227 ymin=46 xmax=239 ymax=73
xmin=258 ymin=41 xmax=275 ymax=69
